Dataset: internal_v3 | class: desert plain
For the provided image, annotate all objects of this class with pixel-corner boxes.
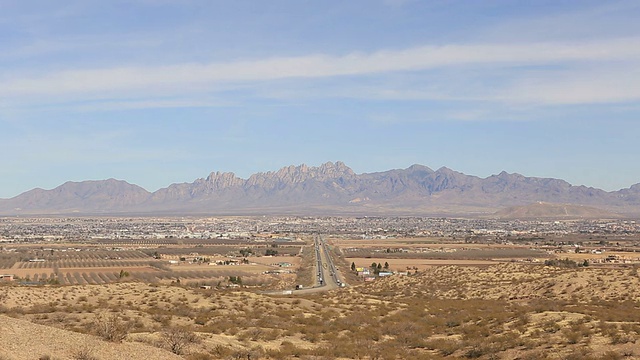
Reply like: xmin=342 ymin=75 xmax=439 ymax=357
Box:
xmin=1 ymin=217 xmax=640 ymax=359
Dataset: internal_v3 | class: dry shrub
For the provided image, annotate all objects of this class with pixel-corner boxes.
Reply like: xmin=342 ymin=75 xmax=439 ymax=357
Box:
xmin=265 ymin=341 xmax=307 ymax=359
xmin=424 ymin=338 xmax=461 ymax=356
xmin=71 ymin=345 xmax=99 ymax=360
xmin=161 ymin=327 xmax=199 ymax=355
xmin=92 ymin=312 xmax=131 ymax=342
xmin=210 ymin=345 xmax=234 ymax=358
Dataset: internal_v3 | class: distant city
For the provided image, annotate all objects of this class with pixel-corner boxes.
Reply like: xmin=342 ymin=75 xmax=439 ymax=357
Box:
xmin=2 ymin=216 xmax=639 ymax=243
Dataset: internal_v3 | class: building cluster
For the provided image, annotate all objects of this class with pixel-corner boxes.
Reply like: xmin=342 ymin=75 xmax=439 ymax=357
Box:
xmin=0 ymin=216 xmax=639 ymax=244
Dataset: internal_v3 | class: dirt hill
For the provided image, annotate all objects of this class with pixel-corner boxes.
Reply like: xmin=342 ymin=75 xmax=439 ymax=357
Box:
xmin=0 ymin=314 xmax=181 ymax=360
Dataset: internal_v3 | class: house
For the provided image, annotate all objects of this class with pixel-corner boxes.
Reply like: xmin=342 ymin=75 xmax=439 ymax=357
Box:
xmin=357 ymin=269 xmax=370 ymax=276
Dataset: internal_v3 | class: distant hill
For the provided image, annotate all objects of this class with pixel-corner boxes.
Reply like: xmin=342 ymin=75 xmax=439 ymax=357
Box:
xmin=0 ymin=162 xmax=639 ymax=217
xmin=494 ymin=202 xmax=620 ymax=219
xmin=0 ymin=179 xmax=151 ymax=214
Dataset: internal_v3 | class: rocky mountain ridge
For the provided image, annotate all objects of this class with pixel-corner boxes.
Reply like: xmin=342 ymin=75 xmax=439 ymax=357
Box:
xmin=1 ymin=162 xmax=639 ymax=216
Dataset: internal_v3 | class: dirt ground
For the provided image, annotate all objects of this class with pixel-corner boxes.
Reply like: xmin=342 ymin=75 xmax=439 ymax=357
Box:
xmin=331 ymin=237 xmax=511 ymax=249
xmin=3 ymin=262 xmax=640 ymax=359
xmin=349 ymin=257 xmax=499 ymax=271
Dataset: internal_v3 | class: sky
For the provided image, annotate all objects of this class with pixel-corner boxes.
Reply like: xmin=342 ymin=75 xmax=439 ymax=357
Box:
xmin=1 ymin=0 xmax=640 ymax=198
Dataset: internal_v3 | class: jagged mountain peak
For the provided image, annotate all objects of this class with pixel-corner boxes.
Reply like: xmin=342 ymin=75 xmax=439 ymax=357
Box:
xmin=205 ymin=171 xmax=237 ymax=180
xmin=317 ymin=161 xmax=355 ymax=176
xmin=202 ymin=171 xmax=243 ymax=190
xmin=1 ymin=162 xmax=639 ymax=216
xmin=246 ymin=162 xmax=356 ymax=187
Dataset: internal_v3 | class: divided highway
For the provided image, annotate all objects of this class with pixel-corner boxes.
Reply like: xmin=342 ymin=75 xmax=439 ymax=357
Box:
xmin=268 ymin=235 xmax=346 ymax=295
xmin=321 ymin=235 xmax=344 ymax=288
xmin=313 ymin=235 xmax=344 ymax=290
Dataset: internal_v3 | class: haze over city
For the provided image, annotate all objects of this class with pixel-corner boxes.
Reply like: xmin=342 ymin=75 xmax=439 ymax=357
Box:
xmin=2 ymin=1 xmax=640 ymax=199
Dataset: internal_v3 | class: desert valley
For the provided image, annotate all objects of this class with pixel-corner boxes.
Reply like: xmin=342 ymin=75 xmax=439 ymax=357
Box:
xmin=4 ymin=0 xmax=640 ymax=358
xmin=2 ymin=216 xmax=640 ymax=359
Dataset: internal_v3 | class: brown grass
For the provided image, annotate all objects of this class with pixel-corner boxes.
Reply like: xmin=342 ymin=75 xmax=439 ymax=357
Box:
xmin=3 ymin=258 xmax=640 ymax=359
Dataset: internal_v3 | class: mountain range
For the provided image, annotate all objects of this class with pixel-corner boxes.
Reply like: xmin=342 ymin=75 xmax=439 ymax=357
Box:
xmin=1 ymin=161 xmax=639 ymax=217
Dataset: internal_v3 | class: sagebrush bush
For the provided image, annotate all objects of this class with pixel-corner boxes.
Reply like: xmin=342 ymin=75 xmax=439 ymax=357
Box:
xmin=92 ymin=313 xmax=130 ymax=342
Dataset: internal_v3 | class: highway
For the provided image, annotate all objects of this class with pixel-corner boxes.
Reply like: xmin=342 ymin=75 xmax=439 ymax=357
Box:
xmin=269 ymin=235 xmax=345 ymax=295
xmin=317 ymin=235 xmax=344 ymax=288
xmin=264 ymin=235 xmax=347 ymax=295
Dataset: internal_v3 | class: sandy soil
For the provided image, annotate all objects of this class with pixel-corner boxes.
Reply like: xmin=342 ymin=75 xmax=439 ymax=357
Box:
xmin=246 ymin=255 xmax=301 ymax=266
xmin=3 ymin=261 xmax=640 ymax=359
xmin=0 ymin=314 xmax=181 ymax=360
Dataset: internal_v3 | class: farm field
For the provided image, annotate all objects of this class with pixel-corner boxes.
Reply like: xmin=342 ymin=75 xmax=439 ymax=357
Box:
xmin=0 ymin=244 xmax=306 ymax=287
xmin=348 ymin=257 xmax=500 ymax=271
xmin=333 ymin=236 xmax=546 ymax=251
xmin=330 ymin=236 xmax=640 ymax=267
xmin=332 ymin=239 xmax=550 ymax=267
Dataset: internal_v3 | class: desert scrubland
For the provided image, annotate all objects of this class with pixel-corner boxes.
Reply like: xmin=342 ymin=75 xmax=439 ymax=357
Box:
xmin=2 ymin=261 xmax=640 ymax=359
xmin=2 ymin=217 xmax=640 ymax=359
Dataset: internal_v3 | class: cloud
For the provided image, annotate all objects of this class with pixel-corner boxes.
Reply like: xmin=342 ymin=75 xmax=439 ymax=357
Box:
xmin=3 ymin=37 xmax=640 ymax=107
xmin=498 ymin=65 xmax=640 ymax=105
xmin=68 ymin=98 xmax=236 ymax=112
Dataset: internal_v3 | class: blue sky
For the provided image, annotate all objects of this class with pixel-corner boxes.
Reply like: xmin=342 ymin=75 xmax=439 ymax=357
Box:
xmin=1 ymin=0 xmax=640 ymax=198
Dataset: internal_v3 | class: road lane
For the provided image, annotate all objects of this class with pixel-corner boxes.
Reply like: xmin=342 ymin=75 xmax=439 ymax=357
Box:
xmin=267 ymin=235 xmax=346 ymax=295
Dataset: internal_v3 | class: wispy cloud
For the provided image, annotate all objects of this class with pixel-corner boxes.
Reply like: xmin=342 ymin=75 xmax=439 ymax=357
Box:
xmin=499 ymin=65 xmax=640 ymax=105
xmin=68 ymin=98 xmax=236 ymax=112
xmin=3 ymin=37 xmax=640 ymax=108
